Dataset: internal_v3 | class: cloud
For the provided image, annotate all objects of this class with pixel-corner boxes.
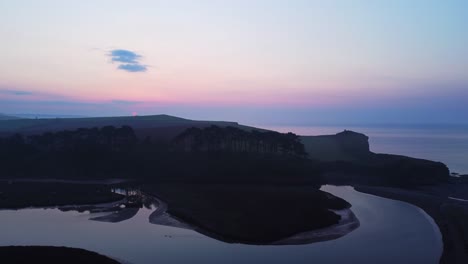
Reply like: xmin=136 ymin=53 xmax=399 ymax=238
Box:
xmin=118 ymin=64 xmax=147 ymax=72
xmin=110 ymin=49 xmax=141 ymax=63
xmin=108 ymin=49 xmax=147 ymax=73
xmin=111 ymin=99 xmax=141 ymax=105
xmin=0 ymin=89 xmax=33 ymax=96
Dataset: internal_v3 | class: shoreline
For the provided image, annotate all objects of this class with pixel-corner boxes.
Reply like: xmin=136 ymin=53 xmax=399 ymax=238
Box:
xmin=271 ymin=207 xmax=360 ymax=245
xmin=0 ymin=178 xmax=132 ymax=185
xmin=354 ymin=185 xmax=468 ymax=264
xmin=0 ymin=246 xmax=121 ymax=264
xmin=145 ymin=188 xmax=361 ymax=245
xmin=0 ymin=181 xmax=126 ymax=210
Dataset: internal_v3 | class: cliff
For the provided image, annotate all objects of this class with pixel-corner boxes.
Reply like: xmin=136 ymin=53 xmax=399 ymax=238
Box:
xmin=301 ymin=130 xmax=370 ymax=162
xmin=301 ymin=130 xmax=450 ymax=186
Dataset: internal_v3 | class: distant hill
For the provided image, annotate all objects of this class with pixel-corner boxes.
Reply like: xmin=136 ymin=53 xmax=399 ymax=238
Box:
xmin=0 ymin=114 xmax=22 ymax=121
xmin=13 ymin=114 xmax=88 ymax=119
xmin=0 ymin=114 xmax=260 ymax=141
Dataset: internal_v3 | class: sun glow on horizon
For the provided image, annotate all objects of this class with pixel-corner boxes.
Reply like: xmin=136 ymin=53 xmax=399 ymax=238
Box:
xmin=0 ymin=0 xmax=467 ymax=124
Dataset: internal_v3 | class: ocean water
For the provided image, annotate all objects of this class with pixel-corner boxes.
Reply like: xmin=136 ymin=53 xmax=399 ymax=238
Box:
xmin=258 ymin=124 xmax=468 ymax=174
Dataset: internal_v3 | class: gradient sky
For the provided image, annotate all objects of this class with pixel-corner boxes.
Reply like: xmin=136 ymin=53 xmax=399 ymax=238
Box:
xmin=1 ymin=0 xmax=467 ymax=125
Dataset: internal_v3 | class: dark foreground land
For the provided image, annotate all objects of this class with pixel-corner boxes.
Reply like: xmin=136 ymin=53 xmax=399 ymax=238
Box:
xmin=302 ymin=128 xmax=468 ymax=263
xmin=144 ymin=183 xmax=351 ymax=244
xmin=0 ymin=182 xmax=124 ymax=209
xmin=0 ymin=246 xmax=120 ymax=264
xmin=0 ymin=114 xmax=465 ymax=263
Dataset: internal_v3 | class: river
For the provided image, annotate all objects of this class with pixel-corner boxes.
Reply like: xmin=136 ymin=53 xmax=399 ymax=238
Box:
xmin=0 ymin=185 xmax=442 ymax=264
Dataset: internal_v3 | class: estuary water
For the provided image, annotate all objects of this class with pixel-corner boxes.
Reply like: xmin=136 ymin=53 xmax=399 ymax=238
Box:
xmin=260 ymin=124 xmax=468 ymax=174
xmin=0 ymin=186 xmax=442 ymax=264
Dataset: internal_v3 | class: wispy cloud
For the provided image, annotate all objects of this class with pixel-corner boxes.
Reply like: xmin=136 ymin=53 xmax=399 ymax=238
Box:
xmin=118 ymin=64 xmax=147 ymax=73
xmin=110 ymin=49 xmax=141 ymax=63
xmin=0 ymin=89 xmax=33 ymax=96
xmin=108 ymin=49 xmax=147 ymax=73
xmin=111 ymin=99 xmax=141 ymax=105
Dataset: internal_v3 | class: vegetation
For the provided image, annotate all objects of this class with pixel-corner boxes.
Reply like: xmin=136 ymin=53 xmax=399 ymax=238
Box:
xmin=0 ymin=125 xmax=321 ymax=185
xmin=173 ymin=125 xmax=307 ymax=157
xmin=0 ymin=124 xmax=448 ymax=187
xmin=321 ymin=154 xmax=450 ymax=187
xmin=144 ymin=184 xmax=350 ymax=243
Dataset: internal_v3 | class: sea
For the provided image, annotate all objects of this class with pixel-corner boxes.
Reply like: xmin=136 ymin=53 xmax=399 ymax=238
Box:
xmin=257 ymin=124 xmax=468 ymax=174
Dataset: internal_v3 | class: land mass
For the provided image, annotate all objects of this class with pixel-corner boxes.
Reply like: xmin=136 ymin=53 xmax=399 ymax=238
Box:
xmin=143 ymin=183 xmax=355 ymax=244
xmin=0 ymin=115 xmax=449 ymax=187
xmin=302 ymin=129 xmax=467 ymax=263
xmin=0 ymin=181 xmax=124 ymax=209
xmin=0 ymin=114 xmax=466 ymax=263
xmin=0 ymin=246 xmax=120 ymax=264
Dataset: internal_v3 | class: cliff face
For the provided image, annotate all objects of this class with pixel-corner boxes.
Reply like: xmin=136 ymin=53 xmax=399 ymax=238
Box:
xmin=301 ymin=130 xmax=449 ymax=186
xmin=300 ymin=130 xmax=371 ymax=162
xmin=335 ymin=130 xmax=370 ymax=156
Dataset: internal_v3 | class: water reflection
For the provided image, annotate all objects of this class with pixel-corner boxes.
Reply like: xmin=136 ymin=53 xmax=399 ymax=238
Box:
xmin=62 ymin=185 xmax=359 ymax=245
xmin=0 ymin=185 xmax=442 ymax=264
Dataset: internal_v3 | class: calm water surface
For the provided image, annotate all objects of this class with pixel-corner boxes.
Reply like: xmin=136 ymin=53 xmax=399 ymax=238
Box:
xmin=0 ymin=186 xmax=441 ymax=264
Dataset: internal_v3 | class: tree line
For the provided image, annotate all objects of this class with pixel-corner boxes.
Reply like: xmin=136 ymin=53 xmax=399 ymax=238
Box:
xmin=0 ymin=125 xmax=319 ymax=184
xmin=173 ymin=125 xmax=307 ymax=157
xmin=0 ymin=125 xmax=138 ymax=154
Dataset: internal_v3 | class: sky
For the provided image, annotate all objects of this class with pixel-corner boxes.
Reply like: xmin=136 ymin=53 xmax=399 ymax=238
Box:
xmin=0 ymin=0 xmax=467 ymax=125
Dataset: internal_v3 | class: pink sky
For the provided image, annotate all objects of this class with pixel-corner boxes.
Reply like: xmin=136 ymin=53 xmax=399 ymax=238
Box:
xmin=0 ymin=1 xmax=467 ymax=124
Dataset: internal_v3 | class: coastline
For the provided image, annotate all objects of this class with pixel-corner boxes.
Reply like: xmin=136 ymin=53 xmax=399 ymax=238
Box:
xmin=1 ymin=116 xmax=466 ymax=262
xmin=354 ymin=185 xmax=468 ymax=264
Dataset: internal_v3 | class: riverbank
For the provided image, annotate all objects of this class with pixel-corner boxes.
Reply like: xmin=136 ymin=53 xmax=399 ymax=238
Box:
xmin=355 ymin=184 xmax=468 ymax=264
xmin=142 ymin=183 xmax=352 ymax=244
xmin=0 ymin=178 xmax=131 ymax=185
xmin=0 ymin=182 xmax=124 ymax=209
xmin=0 ymin=246 xmax=120 ymax=264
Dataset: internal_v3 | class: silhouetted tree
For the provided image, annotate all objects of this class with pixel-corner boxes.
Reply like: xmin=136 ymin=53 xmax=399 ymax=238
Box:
xmin=172 ymin=126 xmax=308 ymax=158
